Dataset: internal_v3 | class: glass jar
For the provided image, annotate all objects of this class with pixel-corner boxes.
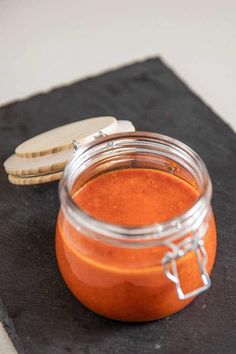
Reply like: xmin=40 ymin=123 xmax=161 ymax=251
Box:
xmin=56 ymin=132 xmax=217 ymax=322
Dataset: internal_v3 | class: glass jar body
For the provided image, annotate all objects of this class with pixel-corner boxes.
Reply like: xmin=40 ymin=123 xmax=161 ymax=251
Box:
xmin=56 ymin=132 xmax=217 ymax=322
xmin=56 ymin=212 xmax=216 ymax=321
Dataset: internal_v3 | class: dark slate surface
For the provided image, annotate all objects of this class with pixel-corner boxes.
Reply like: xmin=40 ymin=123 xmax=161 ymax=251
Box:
xmin=0 ymin=58 xmax=236 ymax=354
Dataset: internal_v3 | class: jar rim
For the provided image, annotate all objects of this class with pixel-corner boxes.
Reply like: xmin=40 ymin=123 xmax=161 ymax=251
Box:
xmin=59 ymin=132 xmax=212 ymax=244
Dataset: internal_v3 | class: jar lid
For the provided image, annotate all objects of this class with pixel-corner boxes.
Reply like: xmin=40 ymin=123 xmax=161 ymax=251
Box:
xmin=4 ymin=116 xmax=135 ymax=185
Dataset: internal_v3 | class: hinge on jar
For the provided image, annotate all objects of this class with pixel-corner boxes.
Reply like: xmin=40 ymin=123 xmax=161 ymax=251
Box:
xmin=72 ymin=131 xmax=110 ymax=153
xmin=72 ymin=139 xmax=80 ymax=152
xmin=162 ymin=225 xmax=211 ymax=300
xmin=94 ymin=130 xmax=107 ymax=139
xmin=94 ymin=131 xmax=114 ymax=147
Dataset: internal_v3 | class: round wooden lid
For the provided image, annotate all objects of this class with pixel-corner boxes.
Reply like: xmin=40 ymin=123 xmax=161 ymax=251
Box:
xmin=4 ymin=149 xmax=72 ymax=176
xmin=15 ymin=116 xmax=117 ymax=158
xmin=4 ymin=120 xmax=135 ymax=179
xmin=8 ymin=172 xmax=63 ymax=185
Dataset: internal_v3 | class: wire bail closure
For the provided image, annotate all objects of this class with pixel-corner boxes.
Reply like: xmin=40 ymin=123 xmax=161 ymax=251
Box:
xmin=162 ymin=225 xmax=211 ymax=300
xmin=72 ymin=139 xmax=80 ymax=152
xmin=73 ymin=131 xmax=108 ymax=154
xmin=94 ymin=130 xmax=107 ymax=139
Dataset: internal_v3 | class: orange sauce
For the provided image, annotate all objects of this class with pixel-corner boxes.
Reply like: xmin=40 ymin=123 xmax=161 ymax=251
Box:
xmin=56 ymin=168 xmax=216 ymax=321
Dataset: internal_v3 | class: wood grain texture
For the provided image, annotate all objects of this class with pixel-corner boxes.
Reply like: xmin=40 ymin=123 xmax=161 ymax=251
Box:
xmin=15 ymin=116 xmax=117 ymax=157
xmin=4 ymin=151 xmax=71 ymax=177
xmin=8 ymin=172 xmax=63 ymax=185
xmin=0 ymin=58 xmax=235 ymax=354
xmin=4 ymin=120 xmax=135 ymax=179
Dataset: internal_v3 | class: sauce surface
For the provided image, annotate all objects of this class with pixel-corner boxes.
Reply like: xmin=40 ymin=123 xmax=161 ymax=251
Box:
xmin=75 ymin=168 xmax=199 ymax=226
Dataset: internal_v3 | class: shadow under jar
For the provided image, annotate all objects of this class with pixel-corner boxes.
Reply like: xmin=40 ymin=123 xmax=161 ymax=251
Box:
xmin=56 ymin=132 xmax=217 ymax=322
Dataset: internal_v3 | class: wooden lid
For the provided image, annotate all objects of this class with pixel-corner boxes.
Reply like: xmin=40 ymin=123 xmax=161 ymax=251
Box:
xmin=8 ymin=172 xmax=63 ymax=185
xmin=4 ymin=117 xmax=135 ymax=185
xmin=15 ymin=116 xmax=117 ymax=158
xmin=4 ymin=149 xmax=72 ymax=176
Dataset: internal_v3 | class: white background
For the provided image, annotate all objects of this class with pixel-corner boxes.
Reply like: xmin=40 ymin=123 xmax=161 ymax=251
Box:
xmin=1 ymin=0 xmax=236 ymax=130
xmin=0 ymin=1 xmax=236 ymax=353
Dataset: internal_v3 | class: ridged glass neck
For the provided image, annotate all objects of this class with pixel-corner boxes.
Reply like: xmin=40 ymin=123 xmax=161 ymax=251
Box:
xmin=59 ymin=132 xmax=212 ymax=247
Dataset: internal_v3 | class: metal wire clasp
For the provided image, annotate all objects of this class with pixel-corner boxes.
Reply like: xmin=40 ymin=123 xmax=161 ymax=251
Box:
xmin=72 ymin=139 xmax=80 ymax=152
xmin=162 ymin=228 xmax=211 ymax=300
xmin=94 ymin=130 xmax=107 ymax=139
xmin=72 ymin=131 xmax=108 ymax=153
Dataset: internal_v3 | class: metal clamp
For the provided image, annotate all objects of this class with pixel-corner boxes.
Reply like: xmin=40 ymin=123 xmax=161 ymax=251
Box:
xmin=94 ymin=130 xmax=114 ymax=147
xmin=72 ymin=131 xmax=109 ymax=154
xmin=162 ymin=237 xmax=211 ymax=300
xmin=72 ymin=139 xmax=80 ymax=152
xmin=94 ymin=130 xmax=107 ymax=139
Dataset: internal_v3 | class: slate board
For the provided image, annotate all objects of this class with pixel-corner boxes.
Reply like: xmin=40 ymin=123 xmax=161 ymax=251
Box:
xmin=0 ymin=58 xmax=236 ymax=354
